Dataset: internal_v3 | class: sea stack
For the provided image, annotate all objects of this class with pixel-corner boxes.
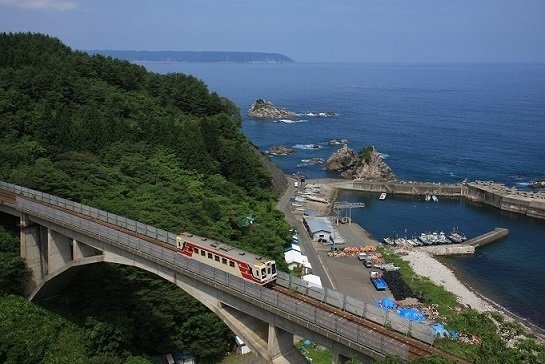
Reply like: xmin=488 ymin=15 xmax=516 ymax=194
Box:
xmin=325 ymin=145 xmax=395 ymax=181
xmin=248 ymin=99 xmax=298 ymax=120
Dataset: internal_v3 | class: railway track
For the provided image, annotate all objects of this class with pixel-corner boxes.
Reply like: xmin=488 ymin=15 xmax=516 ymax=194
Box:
xmin=1 ymin=187 xmax=469 ymax=362
xmin=273 ymin=283 xmax=469 ymax=362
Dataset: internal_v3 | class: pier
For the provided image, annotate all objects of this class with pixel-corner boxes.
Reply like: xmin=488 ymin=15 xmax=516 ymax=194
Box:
xmin=466 ymin=227 xmax=509 ymax=248
xmin=415 ymin=228 xmax=508 ymax=256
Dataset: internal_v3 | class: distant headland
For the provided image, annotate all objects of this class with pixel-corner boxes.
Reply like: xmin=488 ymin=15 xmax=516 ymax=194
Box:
xmin=86 ymin=50 xmax=295 ymax=63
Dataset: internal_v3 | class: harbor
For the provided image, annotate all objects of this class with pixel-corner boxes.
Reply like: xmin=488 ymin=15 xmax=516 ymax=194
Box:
xmin=333 ymin=179 xmax=545 ymax=220
xmin=382 ymin=228 xmax=509 ymax=256
xmin=278 ymin=177 xmax=511 ymax=322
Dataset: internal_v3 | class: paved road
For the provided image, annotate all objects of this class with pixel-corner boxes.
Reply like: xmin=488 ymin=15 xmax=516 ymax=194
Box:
xmin=276 ymin=176 xmax=337 ymax=290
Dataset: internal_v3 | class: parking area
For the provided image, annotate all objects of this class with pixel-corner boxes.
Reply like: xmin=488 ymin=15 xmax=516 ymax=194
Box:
xmin=308 ymin=219 xmax=394 ymax=303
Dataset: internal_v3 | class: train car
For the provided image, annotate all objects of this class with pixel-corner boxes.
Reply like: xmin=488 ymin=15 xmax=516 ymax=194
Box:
xmin=175 ymin=232 xmax=277 ymax=286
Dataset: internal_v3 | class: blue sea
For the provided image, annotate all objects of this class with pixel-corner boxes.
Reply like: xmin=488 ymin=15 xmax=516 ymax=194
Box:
xmin=141 ymin=62 xmax=545 ymax=329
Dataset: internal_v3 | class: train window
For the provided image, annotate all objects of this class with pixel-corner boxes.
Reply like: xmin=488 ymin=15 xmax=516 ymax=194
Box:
xmin=207 ymin=253 xmax=212 ymax=259
xmin=215 ymin=255 xmax=220 ymax=262
xmin=261 ymin=268 xmax=266 ymax=278
xmin=267 ymin=267 xmax=271 ymax=274
xmin=193 ymin=247 xmax=199 ymax=253
xmin=201 ymin=250 xmax=206 ymax=256
xmin=229 ymin=261 xmax=235 ymax=268
xmin=222 ymin=258 xmax=227 ymax=265
xmin=271 ymin=264 xmax=276 ymax=274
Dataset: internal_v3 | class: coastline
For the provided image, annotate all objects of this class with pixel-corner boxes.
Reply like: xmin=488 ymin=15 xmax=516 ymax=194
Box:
xmin=298 ymin=177 xmax=545 ymax=341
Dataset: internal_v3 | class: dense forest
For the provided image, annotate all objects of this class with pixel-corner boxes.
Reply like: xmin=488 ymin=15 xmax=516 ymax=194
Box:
xmin=0 ymin=32 xmax=293 ymax=363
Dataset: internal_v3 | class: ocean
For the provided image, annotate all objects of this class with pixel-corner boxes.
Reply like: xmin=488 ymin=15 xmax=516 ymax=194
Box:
xmin=140 ymin=62 xmax=545 ymax=328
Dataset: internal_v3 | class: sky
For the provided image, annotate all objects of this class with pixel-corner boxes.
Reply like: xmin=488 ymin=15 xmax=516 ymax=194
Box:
xmin=1 ymin=0 xmax=544 ymax=63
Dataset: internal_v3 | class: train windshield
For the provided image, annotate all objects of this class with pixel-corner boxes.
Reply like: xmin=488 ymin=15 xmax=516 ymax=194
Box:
xmin=271 ymin=263 xmax=276 ymax=275
xmin=261 ymin=268 xmax=266 ymax=279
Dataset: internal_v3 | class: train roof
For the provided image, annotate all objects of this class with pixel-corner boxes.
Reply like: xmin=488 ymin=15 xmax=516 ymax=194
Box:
xmin=177 ymin=232 xmax=274 ymax=265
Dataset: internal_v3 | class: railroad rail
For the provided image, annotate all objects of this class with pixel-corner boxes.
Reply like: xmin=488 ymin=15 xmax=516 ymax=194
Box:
xmin=273 ymin=285 xmax=467 ymax=362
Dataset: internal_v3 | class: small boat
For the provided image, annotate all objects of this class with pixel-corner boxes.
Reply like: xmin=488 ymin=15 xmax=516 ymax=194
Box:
xmin=425 ymin=195 xmax=431 ymax=202
xmin=379 ymin=193 xmax=387 ymax=200
xmin=448 ymin=229 xmax=467 ymax=243
xmin=432 ymin=195 xmax=438 ymax=202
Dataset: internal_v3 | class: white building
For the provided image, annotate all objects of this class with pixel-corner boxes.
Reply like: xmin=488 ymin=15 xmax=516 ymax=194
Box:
xmin=235 ymin=336 xmax=251 ymax=354
xmin=302 ymin=274 xmax=322 ymax=289
xmin=284 ymin=250 xmax=312 ymax=274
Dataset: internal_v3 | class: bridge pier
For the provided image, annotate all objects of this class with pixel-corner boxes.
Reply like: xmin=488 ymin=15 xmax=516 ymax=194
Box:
xmin=20 ymin=213 xmax=45 ymax=296
xmin=73 ymin=239 xmax=96 ymax=259
xmin=268 ymin=325 xmax=299 ymax=364
xmin=47 ymin=229 xmax=72 ymax=273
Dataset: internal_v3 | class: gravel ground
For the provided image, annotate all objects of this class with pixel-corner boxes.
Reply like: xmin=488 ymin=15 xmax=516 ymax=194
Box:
xmin=399 ymin=250 xmax=496 ymax=312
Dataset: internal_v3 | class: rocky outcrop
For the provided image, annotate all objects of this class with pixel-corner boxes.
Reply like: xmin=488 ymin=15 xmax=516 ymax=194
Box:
xmin=325 ymin=145 xmax=395 ymax=181
xmin=248 ymin=99 xmax=298 ymax=120
xmin=324 ymin=145 xmax=358 ymax=172
xmin=268 ymin=145 xmax=296 ymax=155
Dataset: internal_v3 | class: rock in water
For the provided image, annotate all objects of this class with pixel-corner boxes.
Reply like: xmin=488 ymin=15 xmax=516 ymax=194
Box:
xmin=248 ymin=99 xmax=298 ymax=120
xmin=325 ymin=145 xmax=395 ymax=181
xmin=325 ymin=144 xmax=358 ymax=172
xmin=268 ymin=145 xmax=296 ymax=155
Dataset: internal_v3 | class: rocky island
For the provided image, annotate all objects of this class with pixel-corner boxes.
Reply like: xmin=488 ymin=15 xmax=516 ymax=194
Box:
xmin=325 ymin=145 xmax=395 ymax=181
xmin=248 ymin=99 xmax=298 ymax=120
xmin=268 ymin=145 xmax=296 ymax=155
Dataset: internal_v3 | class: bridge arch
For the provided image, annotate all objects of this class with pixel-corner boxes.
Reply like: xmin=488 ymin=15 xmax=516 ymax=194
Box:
xmin=29 ymin=251 xmax=297 ymax=363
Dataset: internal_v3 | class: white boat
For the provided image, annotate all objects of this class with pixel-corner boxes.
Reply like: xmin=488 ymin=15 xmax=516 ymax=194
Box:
xmin=379 ymin=193 xmax=387 ymax=200
xmin=432 ymin=195 xmax=438 ymax=202
xmin=425 ymin=195 xmax=431 ymax=202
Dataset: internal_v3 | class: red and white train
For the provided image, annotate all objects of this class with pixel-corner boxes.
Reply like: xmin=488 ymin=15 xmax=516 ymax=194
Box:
xmin=175 ymin=232 xmax=277 ymax=286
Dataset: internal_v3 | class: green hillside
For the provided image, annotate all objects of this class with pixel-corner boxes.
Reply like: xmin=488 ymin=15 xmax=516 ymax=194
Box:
xmin=0 ymin=32 xmax=291 ymax=362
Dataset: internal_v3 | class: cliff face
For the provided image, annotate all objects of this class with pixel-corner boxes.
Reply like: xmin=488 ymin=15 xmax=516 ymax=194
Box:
xmin=325 ymin=145 xmax=395 ymax=181
xmin=248 ymin=99 xmax=298 ymax=120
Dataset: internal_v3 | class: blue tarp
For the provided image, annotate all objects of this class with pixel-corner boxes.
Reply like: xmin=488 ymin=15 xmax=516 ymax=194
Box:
xmin=430 ymin=323 xmax=450 ymax=337
xmin=397 ymin=307 xmax=426 ymax=321
xmin=378 ymin=298 xmax=398 ymax=310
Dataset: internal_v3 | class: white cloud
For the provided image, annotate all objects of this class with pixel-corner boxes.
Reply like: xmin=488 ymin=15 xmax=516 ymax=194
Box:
xmin=0 ymin=0 xmax=76 ymax=11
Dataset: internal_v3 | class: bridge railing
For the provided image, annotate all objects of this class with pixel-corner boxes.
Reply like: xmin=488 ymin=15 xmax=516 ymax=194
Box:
xmin=0 ymin=181 xmax=178 ymax=246
xmin=277 ymin=272 xmax=435 ymax=344
xmin=1 ymin=181 xmax=435 ymax=346
xmin=15 ymin=197 xmax=409 ymax=360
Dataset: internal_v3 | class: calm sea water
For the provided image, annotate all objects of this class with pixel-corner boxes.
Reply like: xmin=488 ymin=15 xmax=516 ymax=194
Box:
xmin=141 ymin=62 xmax=545 ymax=328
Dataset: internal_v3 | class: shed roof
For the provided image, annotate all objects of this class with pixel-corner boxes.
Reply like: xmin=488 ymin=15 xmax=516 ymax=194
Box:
xmin=284 ymin=250 xmax=306 ymax=264
xmin=306 ymin=217 xmax=332 ymax=234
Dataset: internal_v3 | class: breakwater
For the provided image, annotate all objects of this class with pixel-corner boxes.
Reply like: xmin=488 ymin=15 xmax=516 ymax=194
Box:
xmin=334 ymin=180 xmax=545 ymax=220
xmin=419 ymin=228 xmax=508 ymax=256
xmin=466 ymin=228 xmax=509 ymax=248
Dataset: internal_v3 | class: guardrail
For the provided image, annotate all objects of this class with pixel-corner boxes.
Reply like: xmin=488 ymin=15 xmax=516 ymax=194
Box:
xmin=0 ymin=181 xmax=435 ymax=347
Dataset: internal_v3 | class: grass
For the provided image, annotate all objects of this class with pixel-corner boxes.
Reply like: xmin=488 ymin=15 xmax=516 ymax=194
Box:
xmin=296 ymin=340 xmax=332 ymax=363
xmin=379 ymin=247 xmax=458 ymax=317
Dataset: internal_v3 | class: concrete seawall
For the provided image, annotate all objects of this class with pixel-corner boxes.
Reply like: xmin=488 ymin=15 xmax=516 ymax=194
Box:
xmin=335 ymin=180 xmax=545 ymax=220
xmin=466 ymin=228 xmax=509 ymax=248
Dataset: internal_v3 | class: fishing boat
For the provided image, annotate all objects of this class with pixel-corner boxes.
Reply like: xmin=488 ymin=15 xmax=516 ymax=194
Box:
xmin=448 ymin=229 xmax=467 ymax=243
xmin=379 ymin=193 xmax=387 ymax=200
